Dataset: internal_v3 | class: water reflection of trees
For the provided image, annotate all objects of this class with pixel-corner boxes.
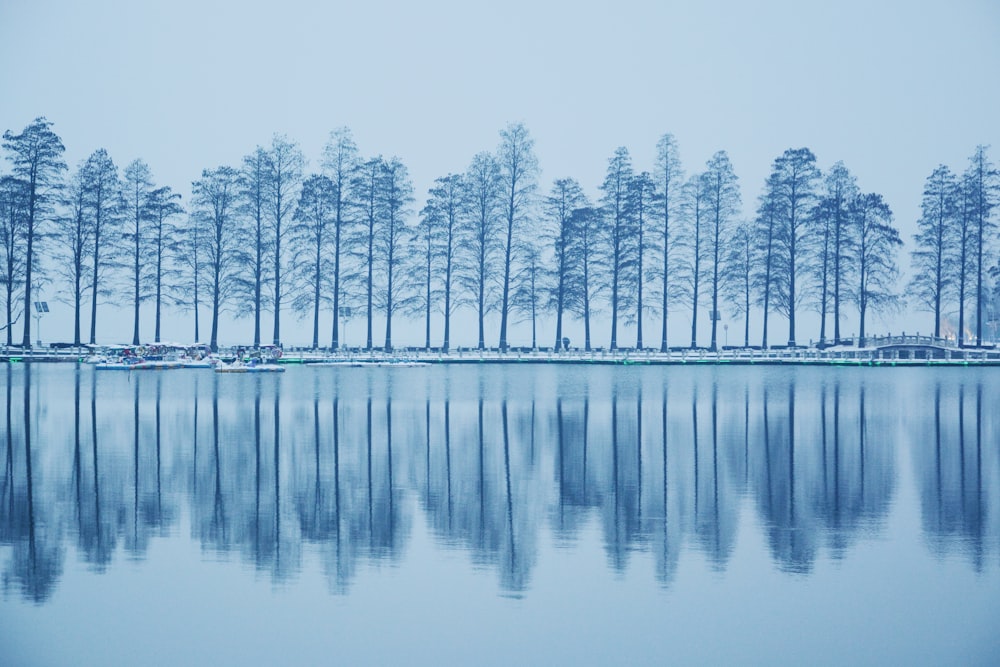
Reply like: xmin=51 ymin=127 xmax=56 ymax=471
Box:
xmin=0 ymin=366 xmax=996 ymax=602
xmin=913 ymin=380 xmax=997 ymax=571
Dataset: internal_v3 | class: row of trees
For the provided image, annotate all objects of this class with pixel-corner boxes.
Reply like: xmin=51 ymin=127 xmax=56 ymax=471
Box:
xmin=1 ymin=117 xmax=997 ymax=351
xmin=909 ymin=147 xmax=998 ymax=344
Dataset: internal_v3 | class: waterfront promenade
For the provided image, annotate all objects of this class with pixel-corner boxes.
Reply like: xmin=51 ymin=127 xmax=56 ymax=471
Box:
xmin=3 ymin=334 xmax=999 ymax=366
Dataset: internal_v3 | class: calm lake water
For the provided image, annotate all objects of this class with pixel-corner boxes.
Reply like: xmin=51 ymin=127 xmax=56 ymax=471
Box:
xmin=1 ymin=363 xmax=998 ymax=665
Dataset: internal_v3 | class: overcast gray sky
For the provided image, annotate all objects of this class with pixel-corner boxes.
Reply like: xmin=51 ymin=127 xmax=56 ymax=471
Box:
xmin=2 ymin=0 xmax=998 ymax=347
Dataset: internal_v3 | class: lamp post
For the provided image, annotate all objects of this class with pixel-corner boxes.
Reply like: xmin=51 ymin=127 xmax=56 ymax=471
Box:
xmin=33 ymin=300 xmax=48 ymax=348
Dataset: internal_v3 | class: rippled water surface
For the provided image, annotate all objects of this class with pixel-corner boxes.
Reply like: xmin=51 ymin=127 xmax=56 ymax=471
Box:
xmin=1 ymin=363 xmax=998 ymax=665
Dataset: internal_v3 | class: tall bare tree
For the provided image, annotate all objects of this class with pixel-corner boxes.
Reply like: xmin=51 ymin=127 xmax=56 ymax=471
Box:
xmin=290 ymin=174 xmax=336 ymax=349
xmin=416 ymin=173 xmax=464 ymax=350
xmin=851 ymin=193 xmax=901 ymax=346
xmin=376 ymin=157 xmax=413 ymax=351
xmin=496 ymin=122 xmax=538 ymax=352
xmin=351 ymin=156 xmax=382 ymax=350
xmin=814 ymin=162 xmax=857 ymax=344
xmin=909 ymin=165 xmax=957 ymax=338
xmin=235 ymin=146 xmax=270 ymax=347
xmin=0 ymin=176 xmax=27 ymax=344
xmin=192 ymin=166 xmax=240 ymax=351
xmin=2 ymin=117 xmax=66 ymax=347
xmin=701 ymin=151 xmax=740 ymax=351
xmin=965 ymin=146 xmax=997 ymax=345
xmin=122 ymin=159 xmax=154 ymax=344
xmin=653 ymin=134 xmax=684 ymax=351
xmin=681 ymin=172 xmax=708 ymax=348
xmin=600 ymin=147 xmax=635 ymax=351
xmin=630 ymin=171 xmax=656 ymax=349
xmin=511 ymin=236 xmax=542 ymax=349
xmin=265 ymin=135 xmax=304 ymax=346
xmin=80 ymin=149 xmax=120 ymax=344
xmin=722 ymin=220 xmax=754 ymax=347
xmin=460 ymin=152 xmax=502 ymax=350
xmin=752 ymin=173 xmax=780 ymax=348
xmin=175 ymin=211 xmax=205 ymax=343
xmin=769 ymin=148 xmax=821 ymax=347
xmin=320 ymin=128 xmax=358 ymax=350
xmin=543 ymin=178 xmax=586 ymax=351
xmin=570 ymin=206 xmax=602 ymax=351
xmin=147 ymin=186 xmax=183 ymax=343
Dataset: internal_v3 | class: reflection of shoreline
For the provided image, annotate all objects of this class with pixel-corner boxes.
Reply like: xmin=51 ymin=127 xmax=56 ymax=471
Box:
xmin=0 ymin=367 xmax=996 ymax=602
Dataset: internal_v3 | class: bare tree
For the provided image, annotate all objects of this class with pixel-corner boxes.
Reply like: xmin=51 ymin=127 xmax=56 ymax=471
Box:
xmin=174 ymin=211 xmax=205 ymax=342
xmin=415 ymin=173 xmax=463 ymax=350
xmin=543 ymin=178 xmax=586 ymax=351
xmin=0 ymin=176 xmax=28 ymax=344
xmin=569 ymin=206 xmax=602 ymax=351
xmin=147 ymin=186 xmax=183 ymax=343
xmin=2 ymin=117 xmax=66 ymax=347
xmin=122 ymin=159 xmax=154 ymax=344
xmin=851 ymin=193 xmax=901 ymax=346
xmin=80 ymin=149 xmax=120 ymax=344
xmin=630 ymin=171 xmax=656 ymax=349
xmin=680 ymin=172 xmax=708 ymax=348
xmin=376 ymin=157 xmax=413 ymax=351
xmin=192 ymin=166 xmax=240 ymax=351
xmin=599 ymin=147 xmax=635 ymax=351
xmin=752 ymin=173 xmax=780 ymax=348
xmin=496 ymin=122 xmax=538 ymax=352
xmin=265 ymin=135 xmax=304 ymax=346
xmin=459 ymin=152 xmax=502 ymax=350
xmin=235 ymin=146 xmax=271 ymax=347
xmin=290 ymin=174 xmax=336 ymax=349
xmin=722 ymin=220 xmax=754 ymax=347
xmin=909 ymin=165 xmax=957 ymax=338
xmin=814 ymin=162 xmax=857 ymax=344
xmin=652 ymin=134 xmax=684 ymax=351
xmin=965 ymin=146 xmax=997 ymax=345
xmin=701 ymin=151 xmax=740 ymax=351
xmin=955 ymin=173 xmax=977 ymax=346
xmin=769 ymin=148 xmax=821 ymax=347
xmin=351 ymin=156 xmax=382 ymax=350
xmin=511 ymin=236 xmax=542 ymax=349
xmin=320 ymin=128 xmax=358 ymax=350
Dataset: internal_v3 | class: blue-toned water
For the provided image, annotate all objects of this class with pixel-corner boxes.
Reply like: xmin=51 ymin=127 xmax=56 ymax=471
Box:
xmin=1 ymin=364 xmax=997 ymax=665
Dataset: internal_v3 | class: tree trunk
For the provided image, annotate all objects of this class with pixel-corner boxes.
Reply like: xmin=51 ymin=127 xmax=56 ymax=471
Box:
xmin=636 ymin=227 xmax=644 ymax=350
xmin=155 ymin=245 xmax=162 ymax=343
xmin=384 ymin=246 xmax=394 ymax=352
xmin=366 ymin=223 xmax=374 ymax=351
xmin=74 ymin=274 xmax=81 ymax=346
xmin=21 ymin=191 xmax=34 ymax=348
xmin=710 ymin=226 xmax=719 ymax=351
xmin=443 ymin=253 xmax=451 ymax=352
xmin=499 ymin=214 xmax=513 ymax=352
xmin=833 ymin=212 xmax=842 ymax=343
xmin=477 ymin=261 xmax=485 ymax=351
xmin=211 ymin=267 xmax=220 ymax=352
xmin=424 ymin=247 xmax=431 ymax=350
xmin=660 ymin=215 xmax=669 ymax=352
xmin=312 ymin=246 xmax=321 ymax=350
xmin=132 ymin=231 xmax=140 ymax=345
xmin=254 ymin=222 xmax=262 ymax=348
xmin=90 ymin=228 xmax=100 ymax=345
xmin=331 ymin=219 xmax=341 ymax=350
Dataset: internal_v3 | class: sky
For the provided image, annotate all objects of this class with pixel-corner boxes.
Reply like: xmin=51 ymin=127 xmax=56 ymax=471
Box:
xmin=1 ymin=0 xmax=999 ymax=348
